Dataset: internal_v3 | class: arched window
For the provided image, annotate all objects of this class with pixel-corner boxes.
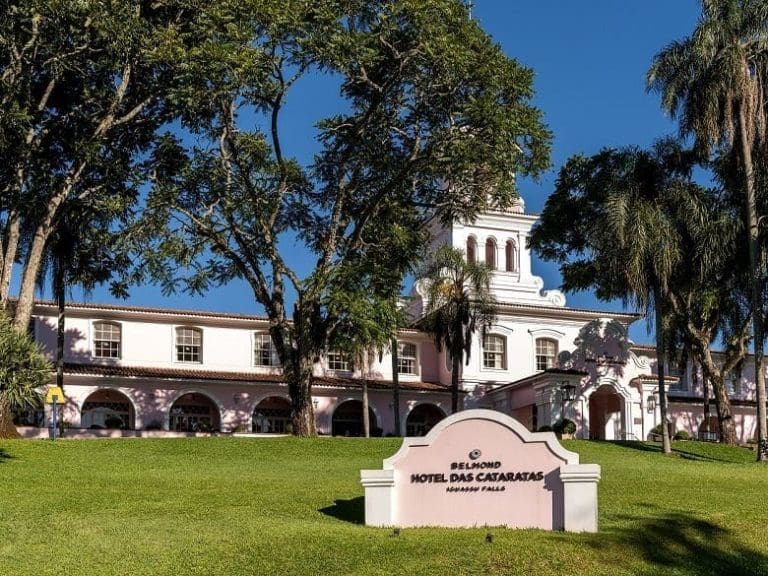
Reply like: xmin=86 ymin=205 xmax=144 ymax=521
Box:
xmin=466 ymin=237 xmax=477 ymax=264
xmin=535 ymin=338 xmax=558 ymax=371
xmin=505 ymin=240 xmax=517 ymax=272
xmin=176 ymin=327 xmax=202 ymax=363
xmin=483 ymin=334 xmax=506 ymax=369
xmin=485 ymin=238 xmax=497 ymax=269
xmin=93 ymin=321 xmax=122 ymax=358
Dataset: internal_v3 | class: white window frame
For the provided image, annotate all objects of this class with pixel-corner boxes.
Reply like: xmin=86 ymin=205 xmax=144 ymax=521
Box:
xmin=482 ymin=334 xmax=506 ymax=370
xmin=93 ymin=321 xmax=122 ymax=359
xmin=327 ymin=350 xmax=350 ymax=372
xmin=175 ymin=326 xmax=203 ymax=364
xmin=253 ymin=332 xmax=279 ymax=367
xmin=397 ymin=342 xmax=419 ymax=376
xmin=535 ymin=338 xmax=558 ymax=371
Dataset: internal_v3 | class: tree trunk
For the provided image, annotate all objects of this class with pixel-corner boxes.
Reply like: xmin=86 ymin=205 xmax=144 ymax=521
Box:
xmin=709 ymin=373 xmax=738 ymax=445
xmin=655 ymin=301 xmax=672 ymax=454
xmin=695 ymin=347 xmax=737 ymax=444
xmin=391 ymin=337 xmax=401 ymax=436
xmin=13 ymin=221 xmax=56 ymax=331
xmin=451 ymin=352 xmax=461 ymax=413
xmin=703 ymin=375 xmax=711 ymax=439
xmin=287 ymin=358 xmax=316 ymax=436
xmin=738 ymin=104 xmax=767 ymax=460
xmin=0 ymin=393 xmax=20 ymax=439
xmin=362 ymin=379 xmax=370 ymax=438
xmin=55 ymin=251 xmax=65 ymax=392
xmin=0 ymin=210 xmax=20 ymax=307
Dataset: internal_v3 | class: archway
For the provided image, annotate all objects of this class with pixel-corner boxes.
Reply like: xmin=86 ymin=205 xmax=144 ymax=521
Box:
xmin=406 ymin=404 xmax=446 ymax=436
xmin=588 ymin=384 xmax=623 ymax=440
xmin=332 ymin=400 xmax=378 ymax=437
xmin=252 ymin=396 xmax=292 ymax=434
xmin=169 ymin=392 xmax=221 ymax=432
xmin=81 ymin=389 xmax=135 ymax=430
xmin=12 ymin=397 xmax=45 ymax=428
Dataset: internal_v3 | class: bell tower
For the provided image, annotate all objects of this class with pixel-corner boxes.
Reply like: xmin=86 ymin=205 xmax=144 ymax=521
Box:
xmin=421 ymin=195 xmax=566 ymax=308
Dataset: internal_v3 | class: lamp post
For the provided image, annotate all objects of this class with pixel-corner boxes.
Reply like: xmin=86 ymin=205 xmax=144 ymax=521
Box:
xmin=560 ymin=381 xmax=576 ymax=417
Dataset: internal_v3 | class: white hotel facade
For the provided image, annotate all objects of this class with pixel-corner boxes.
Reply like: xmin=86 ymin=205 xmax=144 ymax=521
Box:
xmin=20 ymin=197 xmax=765 ymax=442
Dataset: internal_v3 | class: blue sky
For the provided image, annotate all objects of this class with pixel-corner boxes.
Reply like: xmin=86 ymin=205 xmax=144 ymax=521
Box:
xmin=52 ymin=1 xmax=701 ymax=344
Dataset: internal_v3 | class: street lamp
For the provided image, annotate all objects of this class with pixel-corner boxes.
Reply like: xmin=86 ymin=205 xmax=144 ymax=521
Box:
xmin=646 ymin=395 xmax=656 ymax=413
xmin=560 ymin=381 xmax=576 ymax=402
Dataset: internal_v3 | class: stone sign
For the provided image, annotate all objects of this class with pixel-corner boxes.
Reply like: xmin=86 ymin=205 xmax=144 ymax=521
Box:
xmin=360 ymin=409 xmax=600 ymax=532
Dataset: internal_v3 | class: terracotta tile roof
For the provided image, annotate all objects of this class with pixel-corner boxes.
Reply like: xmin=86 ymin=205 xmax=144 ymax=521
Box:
xmin=632 ymin=374 xmax=680 ymax=383
xmin=482 ymin=367 xmax=588 ymax=395
xmin=62 ymin=362 xmax=451 ymax=393
xmin=33 ymin=300 xmax=270 ymax=322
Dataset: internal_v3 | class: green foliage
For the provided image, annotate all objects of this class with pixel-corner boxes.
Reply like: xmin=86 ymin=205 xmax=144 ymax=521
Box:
xmin=1 ymin=438 xmax=767 ymax=575
xmin=131 ymin=0 xmax=550 ymax=433
xmin=675 ymin=430 xmax=691 ymax=441
xmin=418 ymin=245 xmax=496 ymax=411
xmin=647 ymin=0 xmax=768 ymax=451
xmin=0 ymin=0 xmax=197 ymax=325
xmin=0 ymin=313 xmax=48 ymax=414
xmin=553 ymin=418 xmax=576 ymax=435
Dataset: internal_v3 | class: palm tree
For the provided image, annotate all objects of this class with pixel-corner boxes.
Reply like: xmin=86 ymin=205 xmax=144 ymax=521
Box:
xmin=418 ymin=245 xmax=496 ymax=413
xmin=36 ymin=200 xmax=116 ymax=397
xmin=329 ymin=293 xmax=403 ymax=437
xmin=531 ymin=141 xmax=702 ymax=453
xmin=648 ymin=0 xmax=768 ymax=459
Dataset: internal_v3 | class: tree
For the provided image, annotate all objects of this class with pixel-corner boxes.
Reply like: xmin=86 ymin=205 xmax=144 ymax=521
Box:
xmin=662 ymin=183 xmax=750 ymax=444
xmin=34 ymin=195 xmax=126 ymax=395
xmin=330 ymin=292 xmax=404 ymax=437
xmin=647 ymin=0 xmax=768 ymax=459
xmin=531 ymin=141 xmax=704 ymax=453
xmin=0 ymin=313 xmax=50 ymax=438
xmin=137 ymin=0 xmax=550 ymax=436
xmin=417 ymin=245 xmax=496 ymax=413
xmin=0 ymin=1 xmax=190 ymax=329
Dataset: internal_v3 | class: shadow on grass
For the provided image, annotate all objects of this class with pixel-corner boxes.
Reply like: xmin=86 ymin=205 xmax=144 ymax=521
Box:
xmin=0 ymin=448 xmax=13 ymax=463
xmin=319 ymin=497 xmax=364 ymax=524
xmin=611 ymin=441 xmax=741 ymax=463
xmin=592 ymin=510 xmax=768 ymax=576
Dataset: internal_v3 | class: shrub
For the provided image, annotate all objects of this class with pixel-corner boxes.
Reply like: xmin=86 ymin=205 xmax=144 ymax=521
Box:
xmin=674 ymin=430 xmax=690 ymax=441
xmin=104 ymin=416 xmax=123 ymax=429
xmin=553 ymin=419 xmax=576 ymax=435
xmin=651 ymin=423 xmax=663 ymax=435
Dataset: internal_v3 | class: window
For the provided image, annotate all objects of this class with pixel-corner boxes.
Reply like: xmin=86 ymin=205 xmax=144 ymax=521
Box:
xmin=94 ymin=322 xmax=121 ymax=358
xmin=327 ymin=350 xmax=349 ymax=371
xmin=254 ymin=333 xmax=279 ymax=367
xmin=176 ymin=327 xmax=202 ymax=363
xmin=485 ymin=238 xmax=497 ymax=269
xmin=505 ymin=240 xmax=517 ymax=272
xmin=535 ymin=338 xmax=558 ymax=371
xmin=397 ymin=342 xmax=418 ymax=375
xmin=483 ymin=334 xmax=506 ymax=369
xmin=466 ymin=237 xmax=477 ymax=264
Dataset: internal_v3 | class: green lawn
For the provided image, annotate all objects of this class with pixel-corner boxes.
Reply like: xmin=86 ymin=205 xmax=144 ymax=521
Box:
xmin=1 ymin=438 xmax=766 ymax=576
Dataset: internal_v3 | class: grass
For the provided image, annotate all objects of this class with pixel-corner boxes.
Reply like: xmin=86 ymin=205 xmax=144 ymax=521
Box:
xmin=1 ymin=437 xmax=766 ymax=576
